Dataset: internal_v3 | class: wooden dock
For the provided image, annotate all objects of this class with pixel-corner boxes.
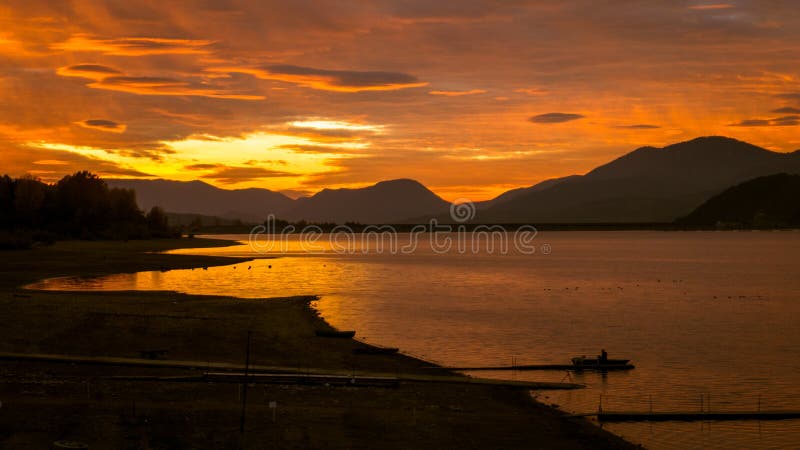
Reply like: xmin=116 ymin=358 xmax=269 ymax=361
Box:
xmin=203 ymin=372 xmax=401 ymax=387
xmin=587 ymin=411 xmax=800 ymax=422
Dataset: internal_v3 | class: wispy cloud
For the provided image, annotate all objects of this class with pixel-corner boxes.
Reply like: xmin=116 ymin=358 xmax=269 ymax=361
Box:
xmin=278 ymin=143 xmax=364 ymax=154
xmin=184 ymin=163 xmax=222 ymax=171
xmin=199 ymin=165 xmax=299 ymax=184
xmin=772 ymin=107 xmax=800 ymax=114
xmin=728 ymin=115 xmax=799 ymax=127
xmin=688 ymin=4 xmax=736 ymax=11
xmin=429 ymin=89 xmax=486 ymax=96
xmin=52 ymin=34 xmax=214 ymax=56
xmin=56 ymin=64 xmax=264 ymax=100
xmin=57 ymin=64 xmax=122 ymax=80
xmin=76 ymin=119 xmax=127 ymax=133
xmin=529 ymin=113 xmax=585 ymax=124
xmin=210 ymin=65 xmax=427 ymax=92
xmin=514 ymin=88 xmax=547 ymax=96
xmin=613 ymin=124 xmax=661 ymax=129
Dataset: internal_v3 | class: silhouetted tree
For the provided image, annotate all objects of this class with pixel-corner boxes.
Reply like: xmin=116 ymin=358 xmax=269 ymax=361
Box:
xmin=0 ymin=171 xmax=179 ymax=246
xmin=55 ymin=171 xmax=111 ymax=237
xmin=13 ymin=176 xmax=48 ymax=228
xmin=146 ymin=206 xmax=172 ymax=237
xmin=0 ymin=175 xmax=16 ymax=228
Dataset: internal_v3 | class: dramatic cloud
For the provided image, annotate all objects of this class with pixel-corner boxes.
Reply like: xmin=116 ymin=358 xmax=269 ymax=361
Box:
xmin=2 ymin=1 xmax=800 ymax=200
xmin=729 ymin=116 xmax=799 ymax=127
xmin=429 ymin=89 xmax=486 ymax=96
xmin=529 ymin=113 xmax=585 ymax=124
xmin=76 ymin=119 xmax=126 ymax=133
xmin=212 ymin=65 xmax=427 ymax=92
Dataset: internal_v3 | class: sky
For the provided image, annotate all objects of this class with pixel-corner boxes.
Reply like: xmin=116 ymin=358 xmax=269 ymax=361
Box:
xmin=1 ymin=1 xmax=799 ymax=201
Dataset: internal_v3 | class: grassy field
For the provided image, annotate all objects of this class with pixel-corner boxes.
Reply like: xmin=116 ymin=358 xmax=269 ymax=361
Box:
xmin=0 ymin=238 xmax=637 ymax=449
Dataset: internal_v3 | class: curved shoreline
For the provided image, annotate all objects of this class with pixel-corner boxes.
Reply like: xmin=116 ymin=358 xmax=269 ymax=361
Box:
xmin=0 ymin=238 xmax=639 ymax=449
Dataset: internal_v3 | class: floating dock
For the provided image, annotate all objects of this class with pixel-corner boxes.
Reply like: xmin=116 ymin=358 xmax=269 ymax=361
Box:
xmin=426 ymin=364 xmax=635 ymax=372
xmin=587 ymin=411 xmax=800 ymax=422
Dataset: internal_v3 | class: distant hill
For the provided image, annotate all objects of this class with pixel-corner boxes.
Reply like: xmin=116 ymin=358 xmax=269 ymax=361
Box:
xmin=477 ymin=137 xmax=800 ymax=223
xmin=677 ymin=173 xmax=800 ymax=228
xmin=282 ymin=179 xmax=450 ymax=223
xmin=165 ymin=212 xmax=251 ymax=227
xmin=476 ymin=175 xmax=581 ymax=209
xmin=106 ymin=179 xmax=293 ymax=223
xmin=110 ymin=178 xmax=450 ymax=224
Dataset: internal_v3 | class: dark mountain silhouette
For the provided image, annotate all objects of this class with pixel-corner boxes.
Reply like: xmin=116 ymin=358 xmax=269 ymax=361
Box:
xmin=477 ymin=137 xmax=800 ymax=223
xmin=106 ymin=179 xmax=294 ymax=223
xmin=282 ymin=179 xmax=450 ymax=223
xmin=677 ymin=173 xmax=800 ymax=228
xmin=477 ymin=175 xmax=582 ymax=209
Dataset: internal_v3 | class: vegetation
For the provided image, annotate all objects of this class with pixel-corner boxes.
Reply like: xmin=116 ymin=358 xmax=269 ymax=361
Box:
xmin=0 ymin=171 xmax=179 ymax=248
xmin=677 ymin=173 xmax=800 ymax=229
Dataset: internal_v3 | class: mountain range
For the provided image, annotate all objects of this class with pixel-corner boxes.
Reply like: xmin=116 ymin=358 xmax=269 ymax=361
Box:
xmin=108 ymin=136 xmax=800 ymax=224
xmin=106 ymin=178 xmax=294 ymax=223
xmin=476 ymin=136 xmax=800 ymax=223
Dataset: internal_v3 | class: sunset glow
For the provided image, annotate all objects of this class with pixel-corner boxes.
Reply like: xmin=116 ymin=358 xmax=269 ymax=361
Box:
xmin=1 ymin=1 xmax=799 ymax=200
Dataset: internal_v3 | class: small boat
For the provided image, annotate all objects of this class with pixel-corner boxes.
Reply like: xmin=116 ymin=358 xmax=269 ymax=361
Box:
xmin=314 ymin=329 xmax=356 ymax=338
xmin=353 ymin=346 xmax=399 ymax=355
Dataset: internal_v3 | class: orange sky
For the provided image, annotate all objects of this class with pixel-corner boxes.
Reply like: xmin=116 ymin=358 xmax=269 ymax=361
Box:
xmin=1 ymin=1 xmax=799 ymax=201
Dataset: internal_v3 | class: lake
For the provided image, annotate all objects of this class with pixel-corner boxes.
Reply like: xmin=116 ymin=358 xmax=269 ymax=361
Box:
xmin=30 ymin=231 xmax=800 ymax=449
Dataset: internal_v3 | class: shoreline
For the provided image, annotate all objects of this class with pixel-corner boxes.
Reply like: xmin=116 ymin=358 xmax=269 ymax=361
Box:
xmin=0 ymin=238 xmax=639 ymax=449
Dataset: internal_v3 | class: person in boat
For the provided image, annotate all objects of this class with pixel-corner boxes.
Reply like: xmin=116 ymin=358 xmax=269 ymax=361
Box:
xmin=600 ymin=349 xmax=608 ymax=364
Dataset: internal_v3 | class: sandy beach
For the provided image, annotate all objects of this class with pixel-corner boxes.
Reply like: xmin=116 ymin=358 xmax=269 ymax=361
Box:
xmin=0 ymin=238 xmax=637 ymax=449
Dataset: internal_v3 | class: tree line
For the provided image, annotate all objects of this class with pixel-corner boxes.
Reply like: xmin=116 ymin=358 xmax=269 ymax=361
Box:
xmin=1 ymin=171 xmax=178 ymax=248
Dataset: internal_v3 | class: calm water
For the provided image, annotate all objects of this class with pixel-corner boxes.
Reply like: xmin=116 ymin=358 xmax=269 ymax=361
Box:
xmin=30 ymin=231 xmax=800 ymax=449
